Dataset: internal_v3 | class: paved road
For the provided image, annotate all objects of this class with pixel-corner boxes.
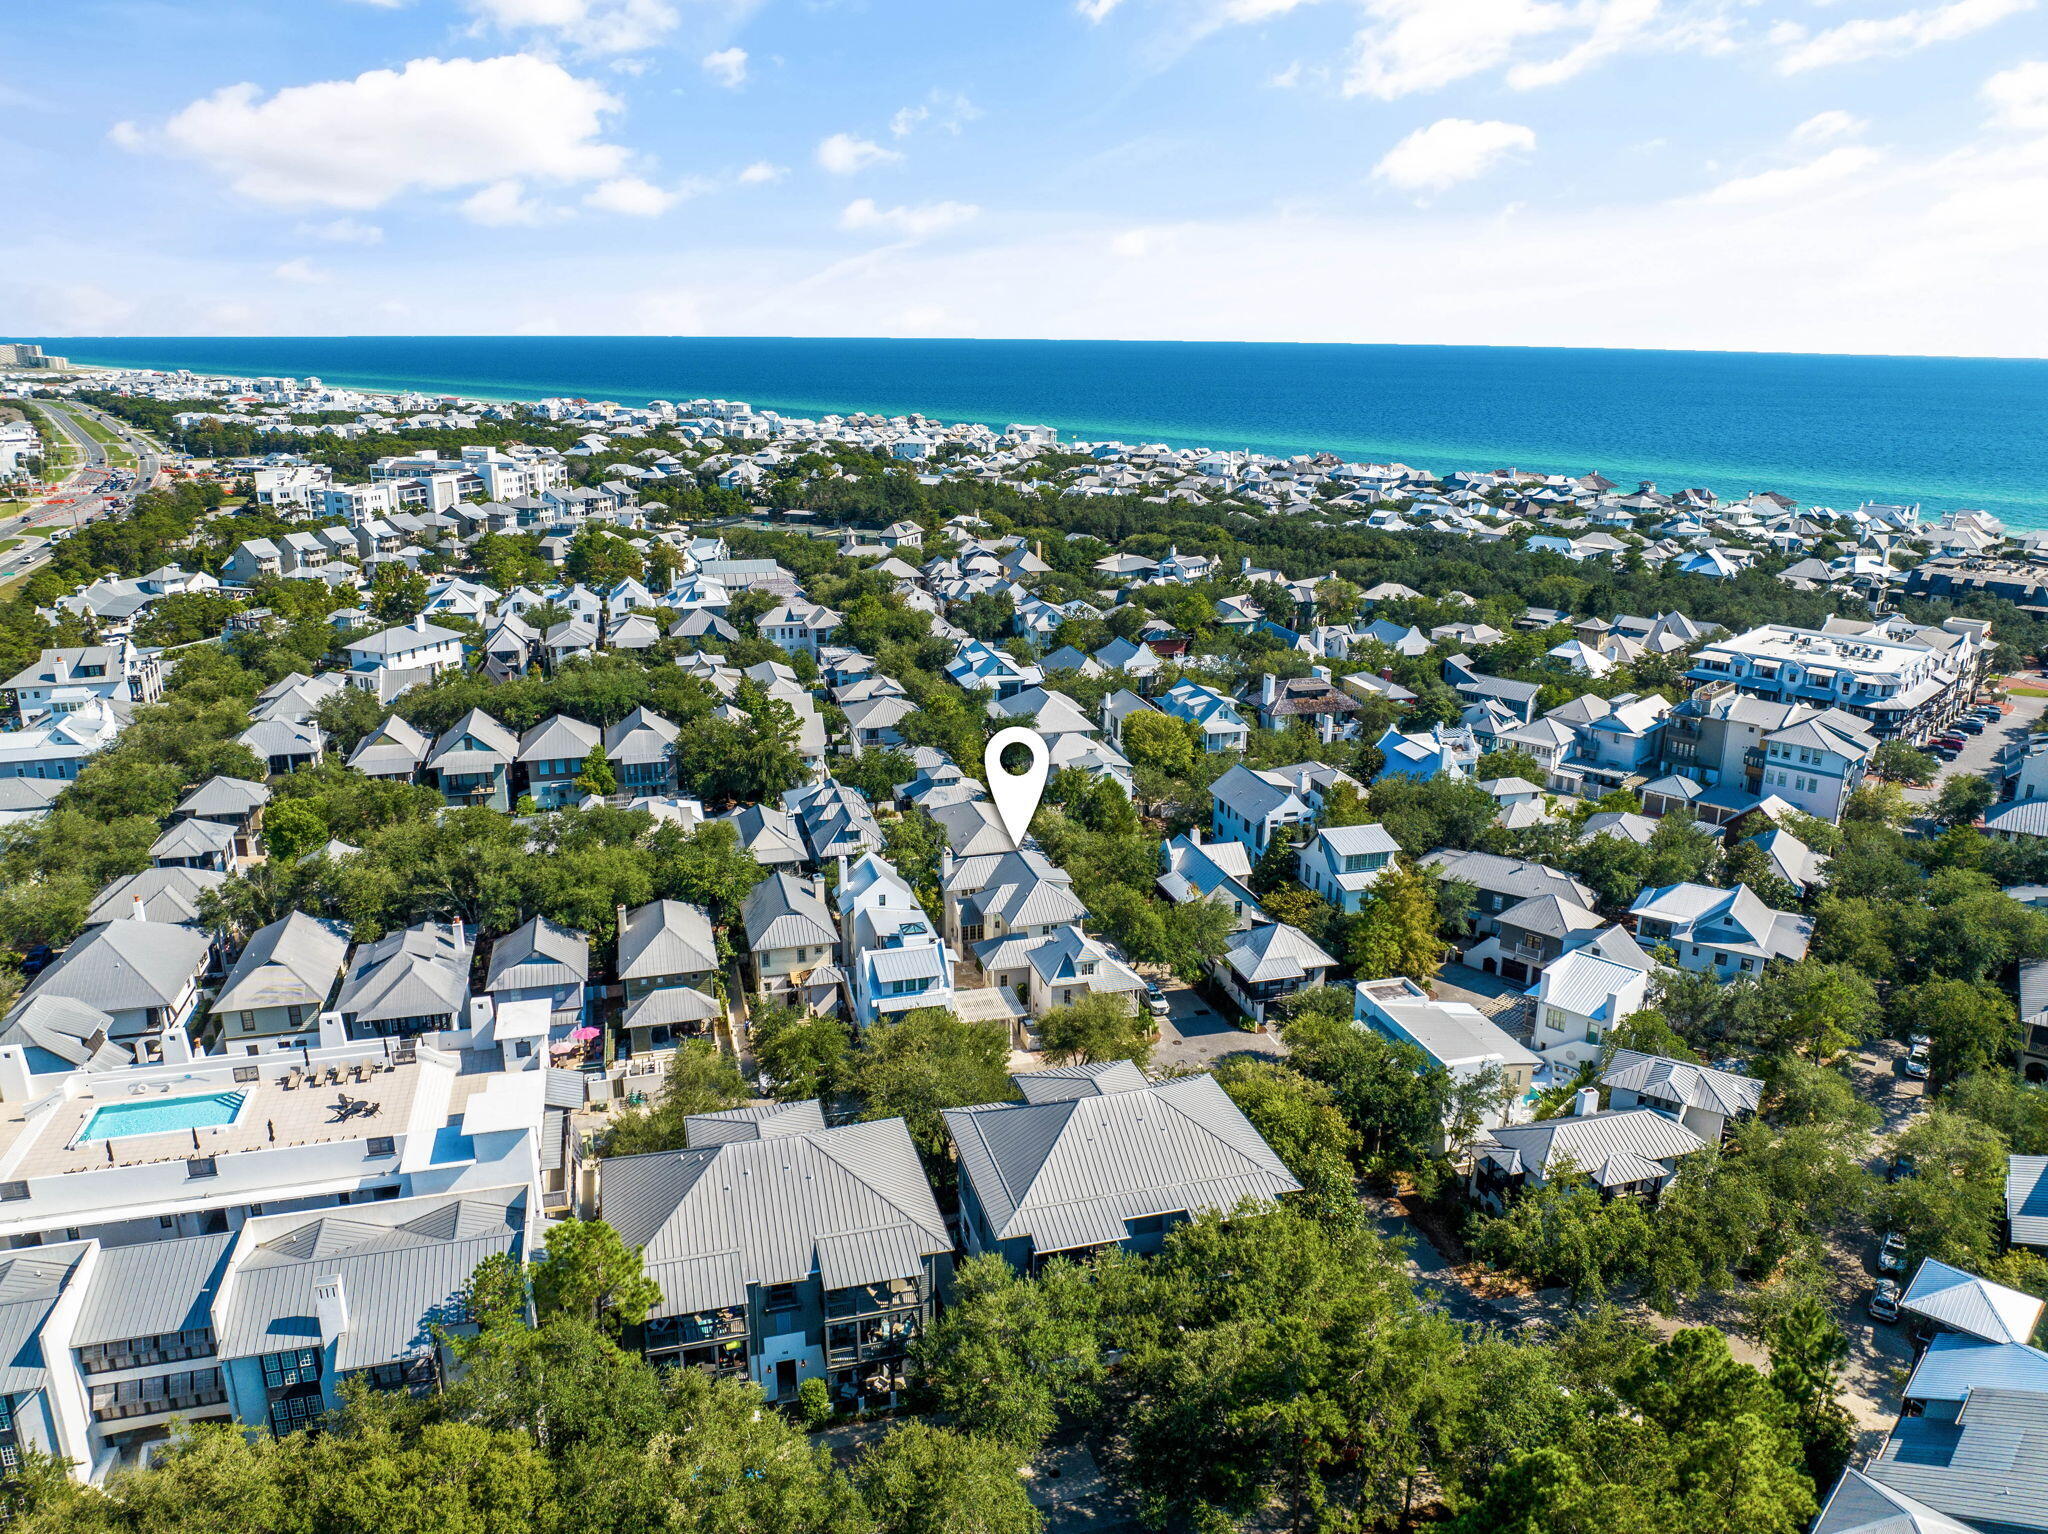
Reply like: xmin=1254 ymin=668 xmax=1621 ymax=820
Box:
xmin=0 ymin=398 xmax=158 ymax=582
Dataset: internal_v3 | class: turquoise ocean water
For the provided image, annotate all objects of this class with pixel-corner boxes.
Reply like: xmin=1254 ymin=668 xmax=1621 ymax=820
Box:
xmin=29 ymin=336 xmax=2048 ymax=527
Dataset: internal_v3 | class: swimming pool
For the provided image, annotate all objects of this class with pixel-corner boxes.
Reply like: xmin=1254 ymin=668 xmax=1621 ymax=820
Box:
xmin=78 ymin=1091 xmax=247 ymax=1142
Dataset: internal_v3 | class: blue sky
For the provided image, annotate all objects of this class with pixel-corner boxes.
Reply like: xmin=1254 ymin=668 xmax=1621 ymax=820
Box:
xmin=4 ymin=0 xmax=2047 ymax=354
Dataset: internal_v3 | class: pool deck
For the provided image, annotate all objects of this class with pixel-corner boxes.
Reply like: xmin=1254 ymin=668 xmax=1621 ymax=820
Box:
xmin=11 ymin=1063 xmax=426 ymax=1178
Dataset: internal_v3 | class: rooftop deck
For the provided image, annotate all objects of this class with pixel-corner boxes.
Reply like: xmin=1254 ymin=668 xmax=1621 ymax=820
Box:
xmin=7 ymin=1054 xmax=427 ymax=1179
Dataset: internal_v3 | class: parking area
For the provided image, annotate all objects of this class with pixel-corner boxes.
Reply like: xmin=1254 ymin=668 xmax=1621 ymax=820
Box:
xmin=1905 ymin=686 xmax=2048 ymax=804
xmin=1150 ymin=981 xmax=1284 ymax=1072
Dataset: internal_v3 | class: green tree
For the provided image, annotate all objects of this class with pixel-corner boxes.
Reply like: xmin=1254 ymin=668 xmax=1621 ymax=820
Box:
xmin=1888 ymin=978 xmax=2017 ymax=1087
xmin=564 ymin=528 xmax=645 ymax=588
xmin=1933 ymin=773 xmax=1997 ymax=828
xmin=1476 ymin=746 xmax=1547 ymax=785
xmin=848 ymin=1007 xmax=1015 ymax=1160
xmin=751 ymin=1004 xmax=855 ymax=1102
xmin=574 ymin=742 xmax=616 ymax=797
xmin=601 ymin=1040 xmax=752 ymax=1156
xmin=1214 ymin=1059 xmax=1358 ymax=1217
xmin=1122 ymin=710 xmax=1200 ymax=778
xmin=911 ymin=1255 xmax=1103 ymax=1455
xmin=531 ymin=1219 xmax=663 ymax=1333
xmin=1346 ymin=856 xmax=1450 ymax=983
xmin=1038 ymin=992 xmax=1153 ymax=1068
xmin=855 ymin=1424 xmax=1040 ymax=1534
xmin=1872 ymin=740 xmax=1939 ymax=785
xmin=1250 ymin=823 xmax=1300 ymax=896
xmin=1882 ymin=1107 xmax=2011 ymax=1270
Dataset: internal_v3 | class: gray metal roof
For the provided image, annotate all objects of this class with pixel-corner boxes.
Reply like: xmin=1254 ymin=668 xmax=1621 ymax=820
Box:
xmin=73 ymin=1233 xmax=234 ymax=1346
xmin=1422 ymin=849 xmax=1595 ymax=907
xmin=517 ymin=713 xmax=600 ymax=765
xmin=1901 ymin=1258 xmax=2047 ymax=1346
xmin=598 ymin=1112 xmax=945 ymax=1317
xmin=1812 ymin=1468 xmax=1977 ymax=1534
xmin=2012 ymin=1156 xmax=2048 ymax=1250
xmin=685 ymin=1100 xmax=828 ymax=1144
xmin=618 ymin=899 xmax=718 ymax=982
xmin=215 ymin=1189 xmax=525 ymax=1369
xmin=15 ymin=920 xmax=212 ymax=1016
xmin=213 ymin=911 xmax=352 ymax=1014
xmin=1601 ymin=1049 xmax=1763 ymax=1119
xmin=486 ymin=916 xmax=590 ymax=992
xmin=334 ymin=922 xmax=472 ymax=1024
xmin=174 ymin=775 xmax=271 ymax=820
xmin=1866 ymin=1388 xmax=2048 ymax=1532
xmin=740 ymin=875 xmax=835 ymax=954
xmin=944 ymin=1073 xmax=1300 ymax=1254
xmin=1905 ymin=1333 xmax=2048 ymax=1406
xmin=1476 ymin=1107 xmax=1705 ymax=1187
xmin=0 ymin=1246 xmax=89 ymax=1394
xmin=1014 ymin=1061 xmax=1149 ymax=1103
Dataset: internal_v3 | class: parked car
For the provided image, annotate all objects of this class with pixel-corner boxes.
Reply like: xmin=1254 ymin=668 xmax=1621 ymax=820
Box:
xmin=1904 ymin=1051 xmax=1930 ymax=1081
xmin=1879 ymin=1231 xmax=1908 ymax=1274
xmin=1955 ymin=719 xmax=1986 ymax=735
xmin=1869 ymin=1279 xmax=1902 ymax=1323
xmin=1932 ymin=746 xmax=1961 ymax=761
xmin=1146 ymin=990 xmax=1170 ymax=1018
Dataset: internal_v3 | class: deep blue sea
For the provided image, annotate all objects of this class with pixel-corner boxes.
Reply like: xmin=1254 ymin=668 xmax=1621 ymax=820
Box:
xmin=28 ymin=336 xmax=2048 ymax=528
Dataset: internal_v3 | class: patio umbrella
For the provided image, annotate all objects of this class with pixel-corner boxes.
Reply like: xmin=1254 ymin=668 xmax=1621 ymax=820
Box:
xmin=570 ymin=1025 xmax=601 ymax=1041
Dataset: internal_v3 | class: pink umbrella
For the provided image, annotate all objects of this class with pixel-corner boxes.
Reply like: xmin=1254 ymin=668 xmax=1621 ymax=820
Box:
xmin=570 ymin=1026 xmax=601 ymax=1042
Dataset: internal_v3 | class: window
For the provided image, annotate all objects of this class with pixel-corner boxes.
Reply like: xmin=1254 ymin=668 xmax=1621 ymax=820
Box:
xmin=233 ymin=1065 xmax=260 ymax=1083
xmin=260 ymin=1348 xmax=323 ymax=1389
xmin=366 ymin=1136 xmax=395 ymax=1158
xmin=186 ymin=1157 xmax=218 ymax=1179
xmin=764 ymin=1283 xmax=800 ymax=1313
xmin=0 ymin=1183 xmax=26 ymax=1203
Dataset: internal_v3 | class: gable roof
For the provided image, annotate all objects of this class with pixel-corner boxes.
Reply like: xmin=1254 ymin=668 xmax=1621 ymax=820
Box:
xmin=486 ymin=915 xmax=590 ymax=992
xmin=213 ymin=912 xmax=352 ymax=1015
xmin=944 ymin=1073 xmax=1299 ymax=1254
xmin=618 ymin=900 xmax=717 ymax=981
xmin=599 ymin=1112 xmax=947 ymax=1314
xmin=1600 ymin=1049 xmax=1763 ymax=1119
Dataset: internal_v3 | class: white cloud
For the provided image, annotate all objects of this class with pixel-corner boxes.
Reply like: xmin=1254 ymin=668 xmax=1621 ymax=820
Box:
xmin=891 ymin=91 xmax=981 ymax=138
xmin=737 ymin=160 xmax=787 ymax=184
xmin=132 ymin=55 xmax=628 ymax=211
xmin=1776 ymin=0 xmax=2034 ymax=74
xmin=298 ymin=217 xmax=385 ymax=245
xmin=1076 ymin=0 xmax=1125 ymax=19
xmin=1373 ymin=117 xmax=1535 ymax=192
xmin=1983 ymin=59 xmax=2048 ymax=129
xmin=1343 ymin=0 xmax=1716 ymax=100
xmin=584 ymin=175 xmax=678 ymax=215
xmin=1790 ymin=110 xmax=1868 ymax=145
xmin=272 ymin=258 xmax=327 ymax=283
xmin=461 ymin=179 xmax=549 ymax=225
xmin=838 ymin=197 xmax=980 ymax=238
xmin=701 ymin=48 xmax=748 ymax=87
xmin=817 ymin=133 xmax=902 ymax=174
xmin=462 ymin=0 xmax=681 ymax=55
xmin=1692 ymin=145 xmax=1883 ymax=204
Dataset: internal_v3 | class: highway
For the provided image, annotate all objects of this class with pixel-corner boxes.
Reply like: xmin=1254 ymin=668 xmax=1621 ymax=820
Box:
xmin=0 ymin=398 xmax=161 ymax=584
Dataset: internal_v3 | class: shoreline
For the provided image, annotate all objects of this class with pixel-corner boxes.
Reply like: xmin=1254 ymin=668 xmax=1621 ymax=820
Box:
xmin=36 ymin=340 xmax=2048 ymax=528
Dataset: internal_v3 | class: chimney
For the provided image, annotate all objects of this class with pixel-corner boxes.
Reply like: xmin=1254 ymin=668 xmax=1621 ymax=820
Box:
xmin=1240 ymin=555 xmax=1250 ymax=574
xmin=130 ymin=893 xmax=147 ymax=921
xmin=0 ymin=1047 xmax=33 ymax=1105
xmin=1261 ymin=673 xmax=1278 ymax=709
xmin=314 ymin=1275 xmax=350 ymax=1343
xmin=1573 ymin=1086 xmax=1602 ymax=1117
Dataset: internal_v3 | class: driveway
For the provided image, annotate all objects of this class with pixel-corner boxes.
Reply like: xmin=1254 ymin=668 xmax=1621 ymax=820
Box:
xmin=1151 ymin=982 xmax=1283 ymax=1072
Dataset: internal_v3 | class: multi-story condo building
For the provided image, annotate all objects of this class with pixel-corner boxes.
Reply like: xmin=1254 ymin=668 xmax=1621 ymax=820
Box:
xmin=1658 ymin=685 xmax=1878 ymax=822
xmin=1681 ymin=618 xmax=1989 ymax=744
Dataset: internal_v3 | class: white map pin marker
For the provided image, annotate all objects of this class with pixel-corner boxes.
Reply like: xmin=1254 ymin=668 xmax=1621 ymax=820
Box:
xmin=984 ymin=726 xmax=1049 ymax=851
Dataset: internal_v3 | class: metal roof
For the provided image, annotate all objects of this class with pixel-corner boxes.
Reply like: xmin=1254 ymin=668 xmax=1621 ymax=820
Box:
xmin=73 ymin=1233 xmax=234 ymax=1346
xmin=943 ymin=1073 xmax=1299 ymax=1254
xmin=740 ymin=876 xmax=836 ymax=954
xmin=16 ymin=919 xmax=212 ymax=1015
xmin=1905 ymin=1333 xmax=2048 ymax=1405
xmin=174 ymin=775 xmax=271 ymax=820
xmin=1901 ymin=1258 xmax=2047 ymax=1346
xmin=213 ymin=911 xmax=352 ymax=1015
xmin=1812 ymin=1468 xmax=1977 ymax=1534
xmin=1866 ymin=1388 xmax=2048 ymax=1532
xmin=486 ymin=915 xmax=590 ymax=992
xmin=1477 ymin=1107 xmax=1705 ymax=1186
xmin=2011 ymin=1156 xmax=2048 ymax=1250
xmin=0 ymin=1246 xmax=89 ymax=1394
xmin=1601 ymin=1049 xmax=1762 ymax=1119
xmin=619 ymin=899 xmax=719 ymax=982
xmin=215 ymin=1189 xmax=525 ymax=1368
xmin=598 ymin=1112 xmax=946 ymax=1317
